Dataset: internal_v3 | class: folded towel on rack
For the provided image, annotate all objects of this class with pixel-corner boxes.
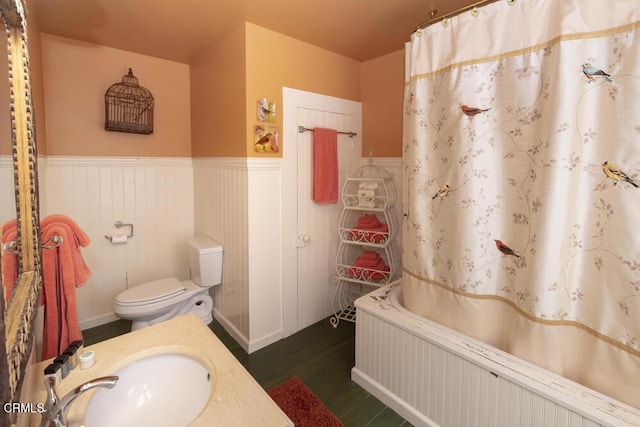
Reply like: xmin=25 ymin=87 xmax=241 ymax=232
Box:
xmin=312 ymin=127 xmax=339 ymax=204
xmin=355 ymin=214 xmax=381 ymax=227
xmin=41 ymin=215 xmax=90 ymax=287
xmin=40 ymin=216 xmax=91 ymax=360
xmin=41 ymin=214 xmax=91 ymax=248
xmin=1 ymin=219 xmax=18 ymax=299
xmin=348 ymin=257 xmax=390 ymax=281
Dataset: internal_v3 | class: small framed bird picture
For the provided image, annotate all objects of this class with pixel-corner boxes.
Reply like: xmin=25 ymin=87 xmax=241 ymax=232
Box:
xmin=254 ymin=125 xmax=279 ymax=153
xmin=257 ymin=98 xmax=276 ymax=122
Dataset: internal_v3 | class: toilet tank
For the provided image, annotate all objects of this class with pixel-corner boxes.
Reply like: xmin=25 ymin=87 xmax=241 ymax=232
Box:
xmin=187 ymin=236 xmax=223 ymax=287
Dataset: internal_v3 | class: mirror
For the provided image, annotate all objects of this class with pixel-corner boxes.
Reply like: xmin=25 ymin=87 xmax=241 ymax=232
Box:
xmin=0 ymin=0 xmax=43 ymax=423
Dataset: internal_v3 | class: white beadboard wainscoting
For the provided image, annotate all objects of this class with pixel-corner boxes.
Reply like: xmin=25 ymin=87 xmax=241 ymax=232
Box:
xmin=1 ymin=156 xmax=49 ymax=223
xmin=0 ymin=156 xmax=14 ymax=224
xmin=41 ymin=156 xmax=195 ymax=330
xmin=193 ymin=157 xmax=284 ymax=354
xmin=353 ymin=284 xmax=640 ymax=427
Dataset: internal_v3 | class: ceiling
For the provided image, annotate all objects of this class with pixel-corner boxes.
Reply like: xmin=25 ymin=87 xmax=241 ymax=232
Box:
xmin=31 ymin=0 xmax=472 ymax=64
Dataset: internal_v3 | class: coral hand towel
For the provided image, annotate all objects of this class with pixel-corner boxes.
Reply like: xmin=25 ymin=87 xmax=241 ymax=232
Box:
xmin=1 ymin=219 xmax=18 ymax=298
xmin=312 ymin=128 xmax=338 ymax=203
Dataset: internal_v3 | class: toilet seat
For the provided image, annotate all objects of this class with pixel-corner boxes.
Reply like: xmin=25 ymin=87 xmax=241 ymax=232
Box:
xmin=116 ymin=277 xmax=187 ymax=307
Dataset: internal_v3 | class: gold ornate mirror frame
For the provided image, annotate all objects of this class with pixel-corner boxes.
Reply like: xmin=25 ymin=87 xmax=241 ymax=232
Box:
xmin=0 ymin=0 xmax=42 ymax=423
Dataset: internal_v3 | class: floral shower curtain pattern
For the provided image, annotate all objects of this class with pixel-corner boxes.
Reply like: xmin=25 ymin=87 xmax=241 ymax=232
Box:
xmin=402 ymin=0 xmax=640 ymax=407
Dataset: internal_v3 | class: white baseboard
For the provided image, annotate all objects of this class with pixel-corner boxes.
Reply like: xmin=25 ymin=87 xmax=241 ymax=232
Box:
xmin=79 ymin=313 xmax=121 ymax=331
xmin=247 ymin=329 xmax=283 ymax=354
xmin=213 ymin=308 xmax=284 ymax=354
xmin=213 ymin=308 xmax=250 ymax=353
xmin=351 ymin=367 xmax=436 ymax=427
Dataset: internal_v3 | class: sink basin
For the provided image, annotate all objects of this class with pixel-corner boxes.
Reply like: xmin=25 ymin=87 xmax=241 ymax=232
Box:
xmin=84 ymin=354 xmax=213 ymax=427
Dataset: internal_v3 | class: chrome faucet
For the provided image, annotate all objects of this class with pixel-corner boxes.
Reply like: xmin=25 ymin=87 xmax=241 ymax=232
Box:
xmin=40 ymin=375 xmax=119 ymax=427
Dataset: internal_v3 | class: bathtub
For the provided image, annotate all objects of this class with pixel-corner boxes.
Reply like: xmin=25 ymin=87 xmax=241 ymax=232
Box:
xmin=351 ymin=282 xmax=640 ymax=427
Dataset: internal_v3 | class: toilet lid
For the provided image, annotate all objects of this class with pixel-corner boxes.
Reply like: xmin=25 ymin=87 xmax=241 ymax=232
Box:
xmin=116 ymin=277 xmax=187 ymax=306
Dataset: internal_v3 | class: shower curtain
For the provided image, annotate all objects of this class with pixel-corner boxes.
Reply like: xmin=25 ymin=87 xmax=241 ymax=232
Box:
xmin=402 ymin=0 xmax=640 ymax=408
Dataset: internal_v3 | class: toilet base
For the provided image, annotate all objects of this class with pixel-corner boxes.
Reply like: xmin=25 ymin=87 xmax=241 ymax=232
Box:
xmin=129 ymin=292 xmax=214 ymax=332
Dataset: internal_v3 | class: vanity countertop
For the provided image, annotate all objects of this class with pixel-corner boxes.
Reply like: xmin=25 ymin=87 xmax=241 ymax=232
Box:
xmin=22 ymin=313 xmax=293 ymax=427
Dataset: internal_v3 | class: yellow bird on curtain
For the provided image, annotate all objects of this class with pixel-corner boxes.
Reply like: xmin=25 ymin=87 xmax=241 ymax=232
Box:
xmin=602 ymin=161 xmax=639 ymax=188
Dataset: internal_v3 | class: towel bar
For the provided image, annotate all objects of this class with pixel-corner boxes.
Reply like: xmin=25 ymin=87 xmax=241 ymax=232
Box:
xmin=297 ymin=126 xmax=357 ymax=138
xmin=2 ymin=234 xmax=63 ymax=254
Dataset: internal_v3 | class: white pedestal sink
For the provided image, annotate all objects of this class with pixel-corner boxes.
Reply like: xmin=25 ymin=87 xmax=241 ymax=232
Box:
xmin=84 ymin=353 xmax=213 ymax=427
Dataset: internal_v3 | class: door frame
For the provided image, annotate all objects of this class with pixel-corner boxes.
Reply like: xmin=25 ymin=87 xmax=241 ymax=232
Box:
xmin=282 ymin=87 xmax=362 ymax=336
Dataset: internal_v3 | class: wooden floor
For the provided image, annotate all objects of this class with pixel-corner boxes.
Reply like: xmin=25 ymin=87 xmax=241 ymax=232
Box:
xmin=83 ymin=316 xmax=411 ymax=427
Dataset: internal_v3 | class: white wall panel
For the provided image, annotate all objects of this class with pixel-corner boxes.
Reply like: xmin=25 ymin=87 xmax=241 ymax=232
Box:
xmin=193 ymin=158 xmax=250 ymax=348
xmin=247 ymin=158 xmax=284 ymax=351
xmin=193 ymin=157 xmax=286 ymax=353
xmin=0 ymin=156 xmax=14 ymax=224
xmin=42 ymin=157 xmax=194 ymax=329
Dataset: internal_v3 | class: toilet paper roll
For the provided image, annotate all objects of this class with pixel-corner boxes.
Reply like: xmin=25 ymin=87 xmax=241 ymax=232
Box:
xmin=111 ymin=233 xmax=128 ymax=244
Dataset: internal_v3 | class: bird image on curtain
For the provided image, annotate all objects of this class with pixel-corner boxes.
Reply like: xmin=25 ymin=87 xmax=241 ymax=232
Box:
xmin=402 ymin=0 xmax=640 ymax=409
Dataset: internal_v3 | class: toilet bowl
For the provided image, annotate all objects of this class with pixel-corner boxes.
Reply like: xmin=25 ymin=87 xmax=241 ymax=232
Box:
xmin=114 ymin=237 xmax=223 ymax=331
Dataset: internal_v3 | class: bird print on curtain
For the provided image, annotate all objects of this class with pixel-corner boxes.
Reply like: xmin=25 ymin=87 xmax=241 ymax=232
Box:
xmin=602 ymin=161 xmax=639 ymax=188
xmin=582 ymin=63 xmax=613 ymax=82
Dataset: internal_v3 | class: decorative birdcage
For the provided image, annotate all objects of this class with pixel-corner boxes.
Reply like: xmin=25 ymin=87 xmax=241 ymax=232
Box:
xmin=105 ymin=68 xmax=154 ymax=134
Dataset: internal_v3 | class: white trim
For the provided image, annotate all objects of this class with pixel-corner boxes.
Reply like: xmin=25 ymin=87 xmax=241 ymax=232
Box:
xmin=79 ymin=312 xmax=121 ymax=331
xmin=44 ymin=156 xmax=193 ymax=167
xmin=247 ymin=329 xmax=284 ymax=354
xmin=192 ymin=157 xmax=283 ymax=171
xmin=213 ymin=308 xmax=282 ymax=354
xmin=351 ymin=368 xmax=436 ymax=427
xmin=214 ymin=307 xmax=250 ymax=352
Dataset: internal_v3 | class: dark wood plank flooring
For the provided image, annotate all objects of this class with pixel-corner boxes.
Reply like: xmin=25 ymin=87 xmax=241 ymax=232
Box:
xmin=83 ymin=316 xmax=411 ymax=426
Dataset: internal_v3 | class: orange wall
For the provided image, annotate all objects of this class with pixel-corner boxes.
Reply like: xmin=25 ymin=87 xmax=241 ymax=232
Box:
xmin=0 ymin=26 xmax=9 ymax=156
xmin=0 ymin=0 xmax=47 ymax=156
xmin=244 ymin=23 xmax=361 ymax=157
xmin=40 ymin=34 xmax=191 ymax=157
xmin=361 ymin=49 xmax=404 ymax=158
xmin=23 ymin=22 xmax=404 ymax=160
xmin=190 ymin=26 xmax=246 ymax=158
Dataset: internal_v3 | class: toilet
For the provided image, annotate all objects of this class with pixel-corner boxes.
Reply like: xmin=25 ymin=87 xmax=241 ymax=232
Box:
xmin=114 ymin=236 xmax=223 ymax=331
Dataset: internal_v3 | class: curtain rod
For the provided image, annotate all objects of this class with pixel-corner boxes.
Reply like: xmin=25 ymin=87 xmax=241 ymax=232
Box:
xmin=415 ymin=0 xmax=504 ymax=32
xmin=297 ymin=126 xmax=357 ymax=138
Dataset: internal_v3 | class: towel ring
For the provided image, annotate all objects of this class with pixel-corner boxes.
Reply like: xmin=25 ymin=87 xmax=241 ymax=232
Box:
xmin=2 ymin=240 xmax=19 ymax=254
xmin=42 ymin=235 xmax=63 ymax=250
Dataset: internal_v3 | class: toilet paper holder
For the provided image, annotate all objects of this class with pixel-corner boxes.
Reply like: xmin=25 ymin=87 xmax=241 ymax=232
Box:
xmin=104 ymin=221 xmax=134 ymax=240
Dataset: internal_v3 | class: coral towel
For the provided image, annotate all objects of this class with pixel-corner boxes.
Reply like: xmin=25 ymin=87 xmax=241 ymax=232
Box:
xmin=1 ymin=219 xmax=19 ymax=297
xmin=2 ymin=215 xmax=91 ymax=359
xmin=312 ymin=128 xmax=338 ymax=204
xmin=39 ymin=215 xmax=91 ymax=360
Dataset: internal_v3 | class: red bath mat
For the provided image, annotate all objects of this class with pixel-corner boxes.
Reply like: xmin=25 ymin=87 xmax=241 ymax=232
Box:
xmin=267 ymin=377 xmax=343 ymax=427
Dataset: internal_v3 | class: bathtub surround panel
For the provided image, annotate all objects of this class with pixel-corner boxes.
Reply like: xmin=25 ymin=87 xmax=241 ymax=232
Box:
xmin=41 ymin=156 xmax=194 ymax=329
xmin=353 ymin=284 xmax=640 ymax=427
xmin=193 ymin=157 xmax=284 ymax=353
